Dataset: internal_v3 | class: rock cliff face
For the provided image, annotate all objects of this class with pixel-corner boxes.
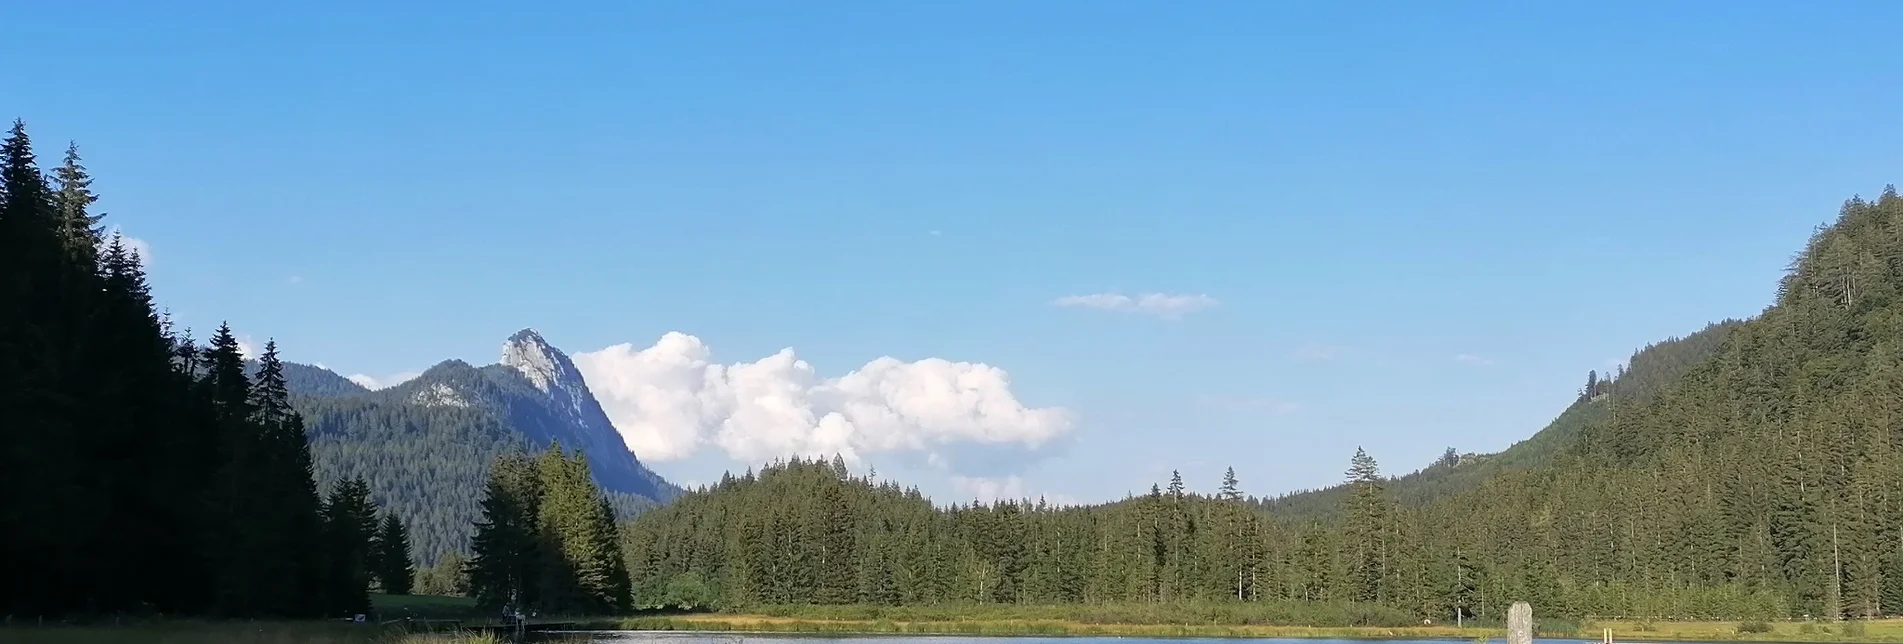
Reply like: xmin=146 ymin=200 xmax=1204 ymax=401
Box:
xmin=495 ymin=328 xmax=677 ymax=500
xmin=285 ymin=328 xmax=681 ymax=561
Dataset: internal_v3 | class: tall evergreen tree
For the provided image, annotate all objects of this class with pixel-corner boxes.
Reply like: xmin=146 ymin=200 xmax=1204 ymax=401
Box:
xmin=0 ymin=121 xmax=337 ymax=619
xmin=1343 ymin=448 xmax=1389 ymax=603
xmin=50 ymin=141 xmax=102 ymax=265
xmin=321 ymin=477 xmax=378 ymax=616
xmin=467 ymin=452 xmax=546 ymax=611
xmin=375 ymin=513 xmax=417 ymax=595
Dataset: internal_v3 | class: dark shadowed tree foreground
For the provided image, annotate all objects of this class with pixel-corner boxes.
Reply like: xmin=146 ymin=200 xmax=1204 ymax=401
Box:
xmin=0 ymin=121 xmax=412 ymax=619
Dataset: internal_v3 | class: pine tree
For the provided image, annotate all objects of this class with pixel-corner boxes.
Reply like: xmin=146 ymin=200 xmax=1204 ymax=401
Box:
xmin=375 ymin=514 xmax=416 ymax=595
xmin=244 ymin=340 xmax=329 ymax=617
xmin=50 ymin=141 xmax=102 ymax=265
xmin=1342 ymin=448 xmax=1389 ymax=603
xmin=321 ymin=477 xmax=379 ymax=616
xmin=0 ymin=118 xmax=83 ymax=617
xmin=0 ymin=121 xmax=327 ymax=619
xmin=467 ymin=452 xmax=544 ymax=611
xmin=533 ymin=446 xmax=631 ymax=613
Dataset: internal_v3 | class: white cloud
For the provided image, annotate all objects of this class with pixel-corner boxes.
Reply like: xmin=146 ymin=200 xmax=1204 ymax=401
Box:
xmin=236 ymin=336 xmax=258 ymax=360
xmin=348 ymin=371 xmax=422 ymax=390
xmin=1050 ymin=292 xmax=1218 ymax=320
xmin=951 ymin=475 xmax=1028 ymax=503
xmin=1040 ymin=492 xmax=1082 ymax=508
xmin=572 ymin=332 xmax=1074 ymax=469
xmin=947 ymin=477 xmax=1079 ymax=507
xmin=100 ymin=227 xmax=151 ymax=267
xmin=124 ymin=237 xmax=151 ymax=267
xmin=1454 ymin=353 xmax=1495 ymax=366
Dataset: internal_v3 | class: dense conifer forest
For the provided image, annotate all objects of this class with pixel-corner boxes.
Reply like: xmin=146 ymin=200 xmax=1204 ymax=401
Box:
xmin=463 ymin=446 xmax=633 ymax=614
xmin=1259 ymin=319 xmax=1744 ymax=519
xmin=0 ymin=121 xmax=413 ymax=619
xmin=15 ymin=114 xmax=1903 ymax=627
xmin=294 ymin=359 xmax=667 ymax=566
xmin=621 ymin=189 xmax=1903 ymax=622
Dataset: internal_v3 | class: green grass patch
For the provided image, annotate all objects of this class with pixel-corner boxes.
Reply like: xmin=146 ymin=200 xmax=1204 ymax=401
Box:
xmin=731 ymin=601 xmax=1424 ymax=627
xmin=591 ymin=610 xmax=1903 ymax=642
xmin=370 ymin=594 xmax=480 ymax=621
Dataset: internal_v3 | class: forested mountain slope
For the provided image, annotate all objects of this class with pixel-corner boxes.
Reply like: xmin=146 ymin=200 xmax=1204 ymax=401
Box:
xmin=286 ymin=331 xmax=681 ymax=563
xmin=245 ymin=359 xmax=369 ymax=398
xmin=1260 ymin=319 xmax=1742 ymax=518
xmin=625 ymin=187 xmax=1903 ymax=621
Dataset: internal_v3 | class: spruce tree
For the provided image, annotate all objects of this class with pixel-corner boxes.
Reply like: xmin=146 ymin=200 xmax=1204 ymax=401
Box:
xmin=467 ymin=452 xmax=544 ymax=611
xmin=375 ymin=514 xmax=416 ymax=595
xmin=1342 ymin=448 xmax=1388 ymax=603
xmin=321 ymin=477 xmax=379 ymax=615
xmin=0 ymin=118 xmax=81 ymax=617
xmin=50 ymin=141 xmax=102 ymax=265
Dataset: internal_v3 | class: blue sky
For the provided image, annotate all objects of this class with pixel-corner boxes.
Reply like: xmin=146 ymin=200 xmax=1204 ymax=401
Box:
xmin=10 ymin=1 xmax=1903 ymax=504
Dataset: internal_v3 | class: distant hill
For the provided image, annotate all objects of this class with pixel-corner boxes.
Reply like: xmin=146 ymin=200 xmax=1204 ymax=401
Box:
xmin=1256 ymin=319 xmax=1743 ymax=519
xmin=622 ymin=188 xmax=1903 ymax=620
xmin=250 ymin=360 xmax=369 ymax=398
xmin=282 ymin=329 xmax=680 ymax=563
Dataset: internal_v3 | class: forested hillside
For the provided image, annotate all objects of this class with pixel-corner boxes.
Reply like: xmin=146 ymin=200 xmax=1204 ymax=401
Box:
xmin=292 ymin=354 xmax=678 ymax=564
xmin=1261 ymin=319 xmax=1743 ymax=518
xmin=279 ymin=361 xmax=370 ymax=398
xmin=623 ymin=187 xmax=1903 ymax=621
xmin=0 ymin=122 xmax=408 ymax=619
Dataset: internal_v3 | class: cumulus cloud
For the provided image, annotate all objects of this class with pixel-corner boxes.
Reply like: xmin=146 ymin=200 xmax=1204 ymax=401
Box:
xmin=348 ymin=371 xmax=422 ymax=390
xmin=1454 ymin=353 xmax=1495 ymax=366
xmin=947 ymin=477 xmax=1078 ymax=507
xmin=236 ymin=336 xmax=258 ymax=359
xmin=98 ymin=227 xmax=151 ymax=267
xmin=1050 ymin=292 xmax=1218 ymax=319
xmin=952 ymin=475 xmax=1029 ymax=503
xmin=572 ymin=333 xmax=1074 ymax=470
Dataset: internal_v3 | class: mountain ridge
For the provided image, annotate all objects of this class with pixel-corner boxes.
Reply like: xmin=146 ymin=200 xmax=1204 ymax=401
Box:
xmin=1256 ymin=318 xmax=1744 ymax=518
xmin=284 ymin=328 xmax=679 ymax=562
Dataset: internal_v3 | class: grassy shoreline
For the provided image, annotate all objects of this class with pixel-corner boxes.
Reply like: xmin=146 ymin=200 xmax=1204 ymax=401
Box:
xmin=20 ymin=594 xmax=1903 ymax=644
xmin=14 ymin=617 xmax=1903 ymax=644
xmin=599 ymin=614 xmax=1496 ymax=639
xmin=597 ymin=613 xmax=1903 ymax=643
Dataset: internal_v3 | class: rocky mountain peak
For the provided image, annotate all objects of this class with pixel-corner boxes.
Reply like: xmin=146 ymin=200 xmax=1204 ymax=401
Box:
xmin=501 ymin=327 xmax=577 ymax=394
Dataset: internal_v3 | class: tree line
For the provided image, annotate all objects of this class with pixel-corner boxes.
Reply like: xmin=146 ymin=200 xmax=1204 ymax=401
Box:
xmin=0 ymin=121 xmax=411 ymax=619
xmin=618 ymin=187 xmax=1903 ymax=621
xmin=17 ymin=115 xmax=1903 ymax=624
xmin=463 ymin=445 xmax=632 ymax=615
xmin=293 ymin=360 xmax=662 ymax=568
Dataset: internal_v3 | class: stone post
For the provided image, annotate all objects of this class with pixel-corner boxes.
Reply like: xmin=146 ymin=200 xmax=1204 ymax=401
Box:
xmin=1507 ymin=602 xmax=1533 ymax=644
